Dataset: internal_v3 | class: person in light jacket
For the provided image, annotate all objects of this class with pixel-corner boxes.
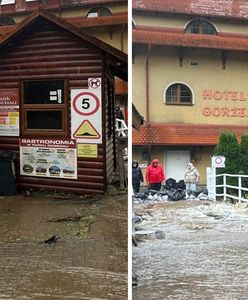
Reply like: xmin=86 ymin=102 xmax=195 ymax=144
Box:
xmin=184 ymin=162 xmax=200 ymax=197
xmin=146 ymin=159 xmax=166 ymax=191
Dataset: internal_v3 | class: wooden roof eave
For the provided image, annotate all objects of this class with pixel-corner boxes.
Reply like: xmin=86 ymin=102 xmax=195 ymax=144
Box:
xmin=133 ymin=41 xmax=248 ymax=53
xmin=65 ymin=13 xmax=128 ymax=28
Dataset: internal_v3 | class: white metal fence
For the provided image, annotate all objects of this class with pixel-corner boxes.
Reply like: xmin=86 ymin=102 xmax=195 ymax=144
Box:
xmin=115 ymin=118 xmax=128 ymax=137
xmin=215 ymin=173 xmax=248 ymax=203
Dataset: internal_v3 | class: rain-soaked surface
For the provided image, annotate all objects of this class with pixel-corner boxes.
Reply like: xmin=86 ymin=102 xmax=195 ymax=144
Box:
xmin=133 ymin=200 xmax=248 ymax=300
xmin=0 ymin=190 xmax=127 ymax=299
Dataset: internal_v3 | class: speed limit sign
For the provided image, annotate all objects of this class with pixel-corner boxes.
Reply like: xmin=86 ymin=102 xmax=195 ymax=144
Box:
xmin=72 ymin=92 xmax=100 ymax=116
xmin=71 ymin=88 xmax=102 ymax=144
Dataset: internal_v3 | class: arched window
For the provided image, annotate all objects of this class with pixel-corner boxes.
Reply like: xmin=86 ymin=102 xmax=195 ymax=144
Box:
xmin=185 ymin=20 xmax=217 ymax=35
xmin=86 ymin=7 xmax=112 ymax=18
xmin=165 ymin=83 xmax=193 ymax=105
xmin=0 ymin=16 xmax=15 ymax=26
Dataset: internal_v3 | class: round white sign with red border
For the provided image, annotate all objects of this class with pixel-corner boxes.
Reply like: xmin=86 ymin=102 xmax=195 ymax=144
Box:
xmin=72 ymin=92 xmax=100 ymax=116
xmin=88 ymin=78 xmax=101 ymax=89
xmin=215 ymin=157 xmax=223 ymax=165
xmin=212 ymin=156 xmax=225 ymax=168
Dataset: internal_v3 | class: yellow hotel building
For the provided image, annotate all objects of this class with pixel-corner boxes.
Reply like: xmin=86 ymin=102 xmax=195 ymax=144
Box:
xmin=132 ymin=0 xmax=248 ymax=185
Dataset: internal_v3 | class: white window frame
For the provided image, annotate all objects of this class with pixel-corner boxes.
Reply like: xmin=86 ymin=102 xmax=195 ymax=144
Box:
xmin=184 ymin=18 xmax=218 ymax=34
xmin=86 ymin=6 xmax=112 ymax=18
xmin=163 ymin=81 xmax=195 ymax=105
xmin=0 ymin=0 xmax=15 ymax=5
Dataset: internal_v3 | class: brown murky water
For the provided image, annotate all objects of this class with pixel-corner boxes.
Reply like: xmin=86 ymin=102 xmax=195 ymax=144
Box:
xmin=0 ymin=192 xmax=127 ymax=299
xmin=133 ymin=200 xmax=248 ymax=300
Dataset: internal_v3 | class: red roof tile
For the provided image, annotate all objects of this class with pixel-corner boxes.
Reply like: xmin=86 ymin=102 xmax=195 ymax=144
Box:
xmin=133 ymin=0 xmax=248 ymax=20
xmin=133 ymin=28 xmax=248 ymax=51
xmin=132 ymin=124 xmax=248 ymax=146
xmin=115 ymin=78 xmax=128 ymax=95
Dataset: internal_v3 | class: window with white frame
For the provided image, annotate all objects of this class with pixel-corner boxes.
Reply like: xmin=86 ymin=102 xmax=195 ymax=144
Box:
xmin=165 ymin=83 xmax=193 ymax=105
xmin=0 ymin=0 xmax=15 ymax=5
xmin=86 ymin=7 xmax=112 ymax=18
xmin=185 ymin=20 xmax=217 ymax=35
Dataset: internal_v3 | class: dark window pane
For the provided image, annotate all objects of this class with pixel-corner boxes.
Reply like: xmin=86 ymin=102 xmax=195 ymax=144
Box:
xmin=202 ymin=22 xmax=216 ymax=34
xmin=27 ymin=111 xmax=63 ymax=129
xmin=186 ymin=21 xmax=200 ymax=33
xmin=24 ymin=80 xmax=64 ymax=104
xmin=0 ymin=16 xmax=15 ymax=26
xmin=166 ymin=84 xmax=177 ymax=102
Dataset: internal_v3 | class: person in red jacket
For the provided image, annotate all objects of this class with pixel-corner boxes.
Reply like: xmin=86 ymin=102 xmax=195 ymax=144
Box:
xmin=146 ymin=159 xmax=166 ymax=191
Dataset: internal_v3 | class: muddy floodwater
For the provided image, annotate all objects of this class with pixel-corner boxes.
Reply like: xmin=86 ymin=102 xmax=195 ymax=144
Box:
xmin=133 ymin=200 xmax=248 ymax=300
xmin=0 ymin=191 xmax=127 ymax=299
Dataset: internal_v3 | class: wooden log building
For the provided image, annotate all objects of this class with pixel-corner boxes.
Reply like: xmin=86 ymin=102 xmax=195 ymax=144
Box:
xmin=0 ymin=9 xmax=127 ymax=195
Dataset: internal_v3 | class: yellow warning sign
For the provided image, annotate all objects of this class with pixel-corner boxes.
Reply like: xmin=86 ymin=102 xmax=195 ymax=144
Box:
xmin=73 ymin=120 xmax=100 ymax=139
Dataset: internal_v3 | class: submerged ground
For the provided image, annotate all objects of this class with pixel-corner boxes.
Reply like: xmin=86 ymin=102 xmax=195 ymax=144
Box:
xmin=0 ymin=189 xmax=127 ymax=299
xmin=133 ymin=200 xmax=248 ymax=300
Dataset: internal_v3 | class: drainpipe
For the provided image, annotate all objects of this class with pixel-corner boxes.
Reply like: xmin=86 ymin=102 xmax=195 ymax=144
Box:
xmin=146 ymin=44 xmax=151 ymax=124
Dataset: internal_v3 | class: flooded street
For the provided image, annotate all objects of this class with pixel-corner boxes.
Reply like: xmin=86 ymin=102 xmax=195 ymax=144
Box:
xmin=133 ymin=200 xmax=248 ymax=300
xmin=0 ymin=191 xmax=127 ymax=299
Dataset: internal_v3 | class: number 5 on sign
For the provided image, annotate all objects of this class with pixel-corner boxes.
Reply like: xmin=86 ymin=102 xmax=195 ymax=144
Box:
xmin=73 ymin=92 xmax=100 ymax=116
xmin=82 ymin=98 xmax=90 ymax=109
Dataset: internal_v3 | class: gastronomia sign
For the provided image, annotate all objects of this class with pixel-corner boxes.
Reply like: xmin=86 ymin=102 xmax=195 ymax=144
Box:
xmin=20 ymin=138 xmax=77 ymax=179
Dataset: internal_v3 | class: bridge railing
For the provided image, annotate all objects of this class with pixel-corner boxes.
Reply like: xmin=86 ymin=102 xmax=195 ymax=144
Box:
xmin=215 ymin=173 xmax=248 ymax=203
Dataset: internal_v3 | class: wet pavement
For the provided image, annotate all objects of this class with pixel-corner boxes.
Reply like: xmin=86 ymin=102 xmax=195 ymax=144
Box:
xmin=0 ymin=190 xmax=127 ymax=299
xmin=133 ymin=200 xmax=248 ymax=300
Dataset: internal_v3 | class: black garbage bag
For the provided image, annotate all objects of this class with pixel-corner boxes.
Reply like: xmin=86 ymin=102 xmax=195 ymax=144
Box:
xmin=0 ymin=150 xmax=16 ymax=160
xmin=192 ymin=190 xmax=203 ymax=197
xmin=160 ymin=191 xmax=168 ymax=196
xmin=133 ymin=192 xmax=147 ymax=200
xmin=165 ymin=178 xmax=177 ymax=190
xmin=0 ymin=150 xmax=17 ymax=196
xmin=202 ymin=187 xmax=208 ymax=195
xmin=148 ymin=189 xmax=158 ymax=196
xmin=167 ymin=188 xmax=183 ymax=201
xmin=176 ymin=179 xmax=186 ymax=190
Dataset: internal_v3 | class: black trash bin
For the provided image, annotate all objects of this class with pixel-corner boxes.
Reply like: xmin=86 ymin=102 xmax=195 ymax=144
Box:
xmin=0 ymin=151 xmax=17 ymax=196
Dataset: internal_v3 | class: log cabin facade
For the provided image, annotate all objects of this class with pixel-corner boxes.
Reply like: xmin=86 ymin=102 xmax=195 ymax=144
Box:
xmin=0 ymin=9 xmax=127 ymax=194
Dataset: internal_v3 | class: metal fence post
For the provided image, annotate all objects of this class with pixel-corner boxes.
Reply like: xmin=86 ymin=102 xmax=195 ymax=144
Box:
xmin=223 ymin=174 xmax=226 ymax=201
xmin=238 ymin=176 xmax=242 ymax=203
